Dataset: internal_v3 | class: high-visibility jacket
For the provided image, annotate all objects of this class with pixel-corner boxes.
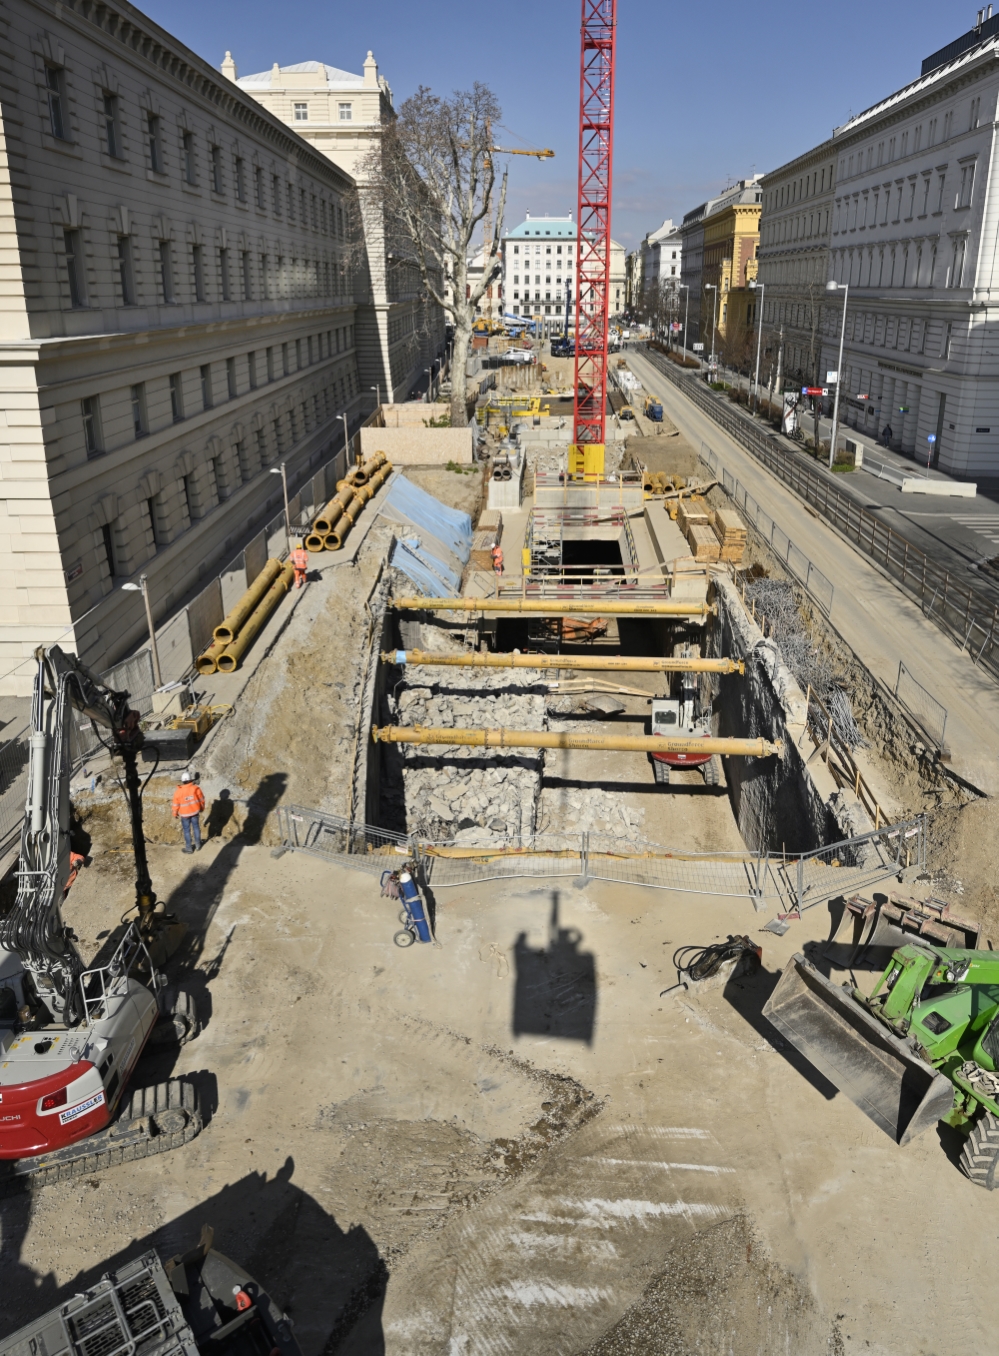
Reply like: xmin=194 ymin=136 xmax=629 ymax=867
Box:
xmin=172 ymin=783 xmax=205 ymax=818
xmin=291 ymin=549 xmax=309 ymax=571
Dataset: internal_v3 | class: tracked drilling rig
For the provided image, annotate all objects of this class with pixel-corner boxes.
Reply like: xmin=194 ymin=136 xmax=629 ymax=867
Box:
xmin=0 ymin=645 xmax=201 ymax=1190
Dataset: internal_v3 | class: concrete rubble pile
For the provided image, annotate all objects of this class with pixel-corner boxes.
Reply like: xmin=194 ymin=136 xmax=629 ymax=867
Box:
xmin=390 ymin=667 xmax=547 ymax=845
xmin=539 ymin=782 xmax=647 ymax=844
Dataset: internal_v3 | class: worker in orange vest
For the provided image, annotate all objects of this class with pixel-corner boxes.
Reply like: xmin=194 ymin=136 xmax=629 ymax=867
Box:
xmin=291 ymin=540 xmax=309 ymax=589
xmin=172 ymin=771 xmax=206 ymax=853
xmin=63 ymin=850 xmax=85 ymax=896
xmin=491 ymin=542 xmax=504 ymax=576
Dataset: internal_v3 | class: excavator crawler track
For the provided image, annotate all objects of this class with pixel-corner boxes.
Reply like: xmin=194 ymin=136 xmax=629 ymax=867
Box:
xmin=0 ymin=1077 xmax=201 ymax=1196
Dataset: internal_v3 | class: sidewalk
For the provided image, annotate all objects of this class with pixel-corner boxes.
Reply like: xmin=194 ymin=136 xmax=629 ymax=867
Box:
xmin=629 ymin=347 xmax=999 ymax=798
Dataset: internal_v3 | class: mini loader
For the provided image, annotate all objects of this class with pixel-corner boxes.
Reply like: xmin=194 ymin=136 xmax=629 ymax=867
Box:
xmin=650 ymin=645 xmax=719 ymax=787
xmin=765 ymin=936 xmax=999 ymax=1186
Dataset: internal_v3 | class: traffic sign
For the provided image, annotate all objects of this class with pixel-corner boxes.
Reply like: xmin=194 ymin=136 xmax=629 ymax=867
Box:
xmin=693 ymin=342 xmax=704 ymax=351
xmin=826 ymin=370 xmax=838 ymax=383
xmin=927 ymin=434 xmax=937 ymax=443
xmin=803 ymin=386 xmax=825 ymax=396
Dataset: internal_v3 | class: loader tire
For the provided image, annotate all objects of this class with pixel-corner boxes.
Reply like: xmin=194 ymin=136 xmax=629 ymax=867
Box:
xmin=960 ymin=1111 xmax=999 ymax=1189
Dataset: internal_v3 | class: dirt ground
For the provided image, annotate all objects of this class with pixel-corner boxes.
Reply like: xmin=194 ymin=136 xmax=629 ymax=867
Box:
xmin=4 ymin=831 xmax=993 ymax=1355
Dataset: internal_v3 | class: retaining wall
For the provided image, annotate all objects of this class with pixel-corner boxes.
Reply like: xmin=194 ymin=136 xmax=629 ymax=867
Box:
xmin=712 ymin=574 xmax=871 ymax=853
xmin=360 ymin=427 xmax=474 ymax=464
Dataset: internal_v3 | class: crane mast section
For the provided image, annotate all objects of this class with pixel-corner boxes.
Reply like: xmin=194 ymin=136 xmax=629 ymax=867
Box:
xmin=571 ymin=0 xmax=617 ymax=477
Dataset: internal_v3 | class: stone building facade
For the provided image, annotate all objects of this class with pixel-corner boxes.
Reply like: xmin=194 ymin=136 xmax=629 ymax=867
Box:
xmin=501 ymin=213 xmax=625 ymax=325
xmin=233 ymin=54 xmax=445 ymax=403
xmin=820 ymin=26 xmax=999 ymax=469
xmin=757 ymin=143 xmax=837 ymax=387
xmin=0 ymin=0 xmax=362 ymax=690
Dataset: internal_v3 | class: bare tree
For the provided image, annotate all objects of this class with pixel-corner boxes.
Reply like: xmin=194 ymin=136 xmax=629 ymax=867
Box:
xmin=364 ymin=83 xmax=507 ymax=428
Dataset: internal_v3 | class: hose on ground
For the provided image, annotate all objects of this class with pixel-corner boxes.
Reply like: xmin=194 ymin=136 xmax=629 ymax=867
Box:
xmin=660 ymin=935 xmax=760 ymax=995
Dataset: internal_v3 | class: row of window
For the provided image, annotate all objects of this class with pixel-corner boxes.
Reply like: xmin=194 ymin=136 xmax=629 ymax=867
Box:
xmin=833 ymin=163 xmax=972 ymax=234
xmin=839 ymin=98 xmax=982 ymax=183
xmin=832 ymin=235 xmax=969 ymax=289
xmin=79 ymin=328 xmax=356 ymax=458
xmin=512 ymin=294 xmax=576 ymax=307
xmin=43 ymin=64 xmax=347 ymax=236
xmin=510 ymin=244 xmax=574 ymax=256
xmin=96 ymin=381 xmax=355 ymax=580
xmin=764 ymin=163 xmax=835 ymax=213
xmin=510 ymin=272 xmax=573 ymax=285
xmin=292 ymin=100 xmax=354 ymax=122
xmin=762 ymin=210 xmax=830 ymax=246
xmin=62 ymin=227 xmax=351 ymax=309
xmin=832 ymin=311 xmax=953 ymax=362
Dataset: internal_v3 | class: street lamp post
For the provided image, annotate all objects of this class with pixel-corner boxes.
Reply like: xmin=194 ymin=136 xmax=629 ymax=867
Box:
xmin=341 ymin=412 xmax=355 ymax=465
xmin=749 ymin=279 xmax=765 ymax=413
xmin=826 ymin=280 xmax=849 ymax=470
xmin=678 ymin=284 xmax=689 ymax=363
xmin=704 ymin=284 xmax=718 ymax=373
xmin=371 ymin=384 xmax=380 ymax=412
xmin=269 ymin=461 xmax=290 ymax=547
xmin=424 ymin=367 xmax=433 ymax=404
xmin=122 ymin=575 xmax=162 ymax=689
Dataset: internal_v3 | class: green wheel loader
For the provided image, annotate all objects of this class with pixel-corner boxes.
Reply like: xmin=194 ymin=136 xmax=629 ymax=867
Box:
xmin=764 ymin=942 xmax=999 ymax=1186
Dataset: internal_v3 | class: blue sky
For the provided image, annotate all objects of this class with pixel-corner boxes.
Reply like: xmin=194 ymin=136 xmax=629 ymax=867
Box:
xmin=143 ymin=0 xmax=974 ymax=250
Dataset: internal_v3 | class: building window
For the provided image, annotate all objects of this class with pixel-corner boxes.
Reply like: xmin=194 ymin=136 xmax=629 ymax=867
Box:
xmin=941 ymin=321 xmax=953 ymax=358
xmin=130 ymin=383 xmax=148 ymax=438
xmin=255 ymin=165 xmax=265 ymax=210
xmin=958 ymin=163 xmax=975 ymax=209
xmin=266 ymin=346 xmax=275 ymax=381
xmin=247 ymin=351 xmax=257 ymax=389
xmin=169 ymin=372 xmax=184 ymax=421
xmin=287 ymin=184 xmax=294 ymax=222
xmin=272 ymin=175 xmax=281 ymax=215
xmin=272 ymin=418 xmax=283 ymax=454
xmin=338 ymin=102 xmax=353 ymax=121
xmin=145 ymin=496 xmax=161 ymax=547
xmin=181 ymin=475 xmax=194 ymax=521
xmin=295 ymin=338 xmax=302 ymax=370
xmin=227 ymin=356 xmax=237 ymax=399
xmin=81 ymin=396 xmax=103 ymax=457
xmin=102 ymin=93 xmax=121 ymax=158
xmin=64 ymin=229 xmax=86 ymax=307
xmin=255 ymin=428 xmax=267 ymax=464
xmin=183 ymin=131 xmax=196 ymax=184
xmin=219 ymin=247 xmax=230 ymax=301
xmin=235 ymin=156 xmax=246 ymax=201
xmin=294 ymin=102 xmax=308 ymax=121
xmin=261 ymin=253 xmax=271 ymax=299
xmin=200 ymin=363 xmax=213 ymax=409
xmin=101 ymin=523 xmax=117 ymax=578
xmin=116 ymin=236 xmax=135 ymax=306
xmin=206 ymin=458 xmax=219 ymax=504
xmin=211 ymin=144 xmax=223 ymax=194
xmin=46 ymin=65 xmax=67 ymax=140
xmin=282 ymin=342 xmax=290 ymax=377
xmin=192 ymin=244 xmax=206 ymax=301
xmin=241 ymin=250 xmax=252 ymax=300
xmin=158 ymin=240 xmax=173 ymax=302
xmin=147 ymin=113 xmax=162 ymax=172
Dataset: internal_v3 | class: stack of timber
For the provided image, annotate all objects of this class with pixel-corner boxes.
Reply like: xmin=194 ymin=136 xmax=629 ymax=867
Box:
xmin=686 ymin=524 xmax=721 ymax=563
xmin=676 ymin=496 xmax=711 ymax=534
xmin=712 ymin=508 xmax=747 ymax=563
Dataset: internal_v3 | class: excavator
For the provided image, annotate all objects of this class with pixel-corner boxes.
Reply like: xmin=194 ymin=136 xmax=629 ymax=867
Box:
xmin=765 ymin=912 xmax=999 ymax=1187
xmin=0 ymin=645 xmax=202 ymax=1192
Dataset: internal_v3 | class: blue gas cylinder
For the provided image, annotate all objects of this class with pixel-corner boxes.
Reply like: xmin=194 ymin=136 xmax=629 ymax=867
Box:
xmin=399 ymin=870 xmax=432 ymax=943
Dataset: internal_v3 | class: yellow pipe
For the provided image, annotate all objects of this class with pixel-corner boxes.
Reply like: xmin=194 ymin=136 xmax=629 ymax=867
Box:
xmin=327 ymin=463 xmax=392 ymax=550
xmin=305 ymin=530 xmax=329 ymax=553
xmin=393 ymin=597 xmax=714 ymax=617
xmin=383 ymin=649 xmax=744 ymax=675
xmin=371 ymin=725 xmax=782 ymax=757
xmin=216 ymin=562 xmax=295 ymax=672
xmin=196 ymin=637 xmax=228 ymax=675
xmin=213 ymin=558 xmax=283 ymax=644
xmin=314 ymin=483 xmax=356 ymax=536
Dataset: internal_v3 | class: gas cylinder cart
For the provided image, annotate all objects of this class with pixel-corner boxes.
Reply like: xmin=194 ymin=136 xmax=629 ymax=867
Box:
xmin=380 ymin=863 xmax=433 ymax=946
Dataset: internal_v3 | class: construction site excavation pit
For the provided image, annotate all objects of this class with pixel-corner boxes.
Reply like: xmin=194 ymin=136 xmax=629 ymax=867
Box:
xmin=373 ymin=563 xmax=870 ymax=880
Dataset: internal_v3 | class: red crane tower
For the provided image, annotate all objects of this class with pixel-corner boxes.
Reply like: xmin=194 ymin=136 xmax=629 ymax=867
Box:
xmin=570 ymin=0 xmax=617 ymax=480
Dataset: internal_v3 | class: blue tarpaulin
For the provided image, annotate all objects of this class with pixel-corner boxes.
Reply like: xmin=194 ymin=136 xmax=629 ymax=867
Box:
xmin=379 ymin=474 xmax=473 ymax=597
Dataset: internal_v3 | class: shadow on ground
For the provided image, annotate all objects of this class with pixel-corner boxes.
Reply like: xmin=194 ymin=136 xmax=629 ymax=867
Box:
xmin=513 ymin=890 xmax=597 ymax=1044
xmin=0 ymin=1158 xmax=387 ymax=1353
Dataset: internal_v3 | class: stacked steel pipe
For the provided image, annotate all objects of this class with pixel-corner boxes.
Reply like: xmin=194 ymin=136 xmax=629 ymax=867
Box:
xmin=306 ymin=451 xmax=392 ymax=552
xmin=196 ymin=558 xmax=295 ymax=674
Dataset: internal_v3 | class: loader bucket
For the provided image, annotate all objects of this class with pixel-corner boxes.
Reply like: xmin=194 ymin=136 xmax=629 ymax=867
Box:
xmin=763 ymin=954 xmax=955 ymax=1145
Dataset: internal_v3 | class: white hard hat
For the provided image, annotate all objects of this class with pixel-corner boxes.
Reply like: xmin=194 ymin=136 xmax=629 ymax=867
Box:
xmin=180 ymin=771 xmax=192 ymax=783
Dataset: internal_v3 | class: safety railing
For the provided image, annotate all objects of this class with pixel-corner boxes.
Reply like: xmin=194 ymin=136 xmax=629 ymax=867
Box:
xmin=0 ymin=727 xmax=30 ymax=862
xmin=79 ymin=922 xmax=155 ymax=1025
xmin=895 ymin=662 xmax=949 ymax=754
xmin=641 ymin=345 xmax=999 ymax=679
xmin=705 ymin=446 xmax=834 ymax=616
xmin=273 ymin=803 xmax=926 ymax=915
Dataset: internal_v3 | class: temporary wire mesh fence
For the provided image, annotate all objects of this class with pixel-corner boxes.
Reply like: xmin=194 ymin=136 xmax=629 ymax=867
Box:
xmin=0 ymin=727 xmax=30 ymax=860
xmin=272 ymin=803 xmax=927 ymax=915
xmin=642 ymin=346 xmax=999 ymax=681
xmin=894 ymin=662 xmax=949 ymax=752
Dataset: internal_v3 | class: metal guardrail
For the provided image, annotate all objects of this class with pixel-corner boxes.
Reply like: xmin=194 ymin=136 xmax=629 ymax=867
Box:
xmin=700 ymin=444 xmax=835 ymax=616
xmin=273 ymin=803 xmax=926 ymax=915
xmin=642 ymin=346 xmax=999 ymax=681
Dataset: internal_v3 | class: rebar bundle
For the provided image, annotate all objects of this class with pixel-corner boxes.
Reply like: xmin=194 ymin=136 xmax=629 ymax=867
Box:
xmin=745 ymin=578 xmax=865 ymax=749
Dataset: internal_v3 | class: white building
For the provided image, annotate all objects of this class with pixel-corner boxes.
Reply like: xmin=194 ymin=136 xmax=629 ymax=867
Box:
xmin=233 ymin=53 xmax=445 ymax=401
xmin=822 ymin=15 xmax=999 ymax=471
xmin=0 ymin=0 xmax=362 ymax=690
xmin=640 ymin=218 xmax=682 ymax=293
xmin=502 ymin=213 xmax=625 ymax=326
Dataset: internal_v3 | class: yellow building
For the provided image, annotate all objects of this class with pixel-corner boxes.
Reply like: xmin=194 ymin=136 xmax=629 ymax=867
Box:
xmin=701 ymin=181 xmax=762 ymax=360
